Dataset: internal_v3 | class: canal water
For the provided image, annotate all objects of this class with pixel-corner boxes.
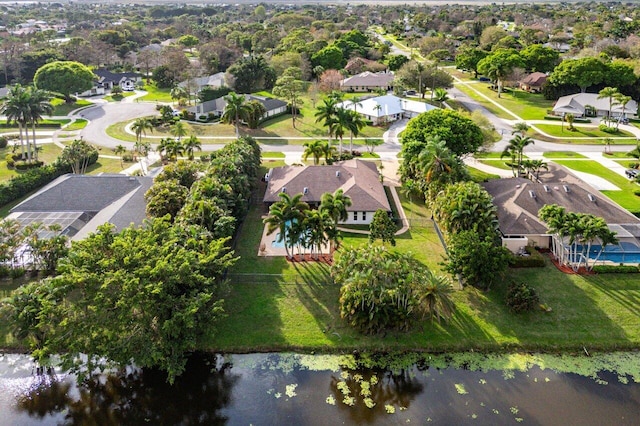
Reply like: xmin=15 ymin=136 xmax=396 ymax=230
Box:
xmin=1 ymin=352 xmax=639 ymax=425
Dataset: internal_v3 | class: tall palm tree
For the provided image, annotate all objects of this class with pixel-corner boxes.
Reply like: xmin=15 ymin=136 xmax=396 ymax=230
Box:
xmin=26 ymin=86 xmax=52 ymax=162
xmin=159 ymin=137 xmax=183 ymax=161
xmin=349 ymin=96 xmax=363 ymax=113
xmin=511 ymin=122 xmax=530 ymax=136
xmin=302 ymin=140 xmax=325 ymax=165
xmin=113 ymin=144 xmax=126 ymax=168
xmin=131 ymin=117 xmax=154 ymax=144
xmin=182 ymin=135 xmax=201 ymax=160
xmin=170 ymin=121 xmax=187 ymax=142
xmin=314 ymin=97 xmax=339 ymax=144
xmin=320 ymin=189 xmax=352 ymax=225
xmin=614 ymin=93 xmax=632 ymax=129
xmin=221 ymin=92 xmax=251 ymax=137
xmin=521 ymin=159 xmax=548 ymax=180
xmin=264 ymin=192 xmax=310 ymax=258
xmin=133 ymin=140 xmax=151 ymax=175
xmin=320 ymin=141 xmax=336 ymax=165
xmin=1 ymin=84 xmax=30 ymax=160
xmin=304 ymin=208 xmax=333 ymax=260
xmin=501 ymin=134 xmax=534 ymax=177
xmin=597 ymin=86 xmax=619 ymax=127
xmin=332 ymin=107 xmax=350 ymax=154
xmin=417 ymin=137 xmax=459 ymax=186
xmin=170 ymin=85 xmax=189 ymax=106
xmin=345 ymin=109 xmax=366 ymax=152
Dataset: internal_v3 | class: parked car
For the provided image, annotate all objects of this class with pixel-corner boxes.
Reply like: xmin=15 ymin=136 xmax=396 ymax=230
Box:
xmin=625 ymin=169 xmax=639 ymax=178
xmin=478 ymin=76 xmax=491 ymax=82
xmin=403 ymin=90 xmax=417 ymax=96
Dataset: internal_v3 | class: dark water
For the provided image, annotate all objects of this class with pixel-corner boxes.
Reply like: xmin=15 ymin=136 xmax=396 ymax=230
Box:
xmin=1 ymin=352 xmax=640 ymax=425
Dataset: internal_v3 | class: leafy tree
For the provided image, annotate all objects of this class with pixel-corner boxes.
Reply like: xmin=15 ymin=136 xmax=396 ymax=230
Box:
xmin=3 ymin=219 xmax=237 ymax=383
xmin=178 ymin=34 xmax=199 ymax=53
xmin=547 ymin=57 xmax=607 ymax=93
xmin=154 ymin=160 xmax=202 ymax=189
xmin=33 ymin=61 xmax=95 ymax=103
xmin=432 ymin=181 xmax=499 ymax=240
xmin=401 ymin=109 xmax=484 ymax=157
xmin=506 ymin=282 xmax=540 ymax=313
xmin=227 ymin=56 xmax=276 ymax=93
xmin=272 ymin=67 xmax=305 ymax=128
xmin=59 ymin=139 xmax=99 ymax=174
xmin=311 ymin=44 xmax=346 ymax=70
xmin=170 ymin=86 xmax=189 ymax=106
xmin=152 ymin=65 xmax=177 ymax=88
xmin=369 ymin=209 xmax=396 ymax=246
xmin=386 ymin=54 xmax=409 ymax=71
xmin=477 ymin=48 xmax=525 ymax=97
xmin=520 ymin=44 xmax=560 ymax=73
xmin=605 ymin=60 xmax=637 ymax=89
xmin=334 ymin=245 xmax=454 ymax=333
xmin=444 ymin=230 xmax=512 ymax=291
xmin=455 ymin=46 xmax=488 ymax=78
xmin=145 ymin=179 xmax=189 ymax=220
xmin=221 ymin=92 xmax=251 ymax=137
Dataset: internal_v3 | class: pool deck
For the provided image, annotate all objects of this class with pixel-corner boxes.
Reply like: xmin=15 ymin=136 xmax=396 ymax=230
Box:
xmin=258 ymin=219 xmax=331 ymax=257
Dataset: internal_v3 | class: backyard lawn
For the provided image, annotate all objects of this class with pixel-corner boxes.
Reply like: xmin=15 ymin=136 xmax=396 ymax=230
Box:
xmin=554 ymin=159 xmax=640 ymax=215
xmin=51 ymin=98 xmax=93 ymax=116
xmin=139 ymin=83 xmax=173 ymax=103
xmin=455 ymin=82 xmax=553 ymax=120
xmin=543 ymin=151 xmax=586 ymax=159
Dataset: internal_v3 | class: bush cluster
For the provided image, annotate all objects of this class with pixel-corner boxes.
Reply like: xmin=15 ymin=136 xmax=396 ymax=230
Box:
xmin=592 ymin=264 xmax=639 ymax=274
xmin=510 ymin=247 xmax=546 ymax=268
xmin=505 ymin=282 xmax=540 ymax=313
xmin=598 ymin=124 xmax=618 ymax=133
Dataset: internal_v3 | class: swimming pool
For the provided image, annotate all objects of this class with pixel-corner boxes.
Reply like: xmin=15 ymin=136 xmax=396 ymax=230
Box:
xmin=568 ymin=242 xmax=640 ymax=264
xmin=271 ymin=220 xmax=308 ymax=249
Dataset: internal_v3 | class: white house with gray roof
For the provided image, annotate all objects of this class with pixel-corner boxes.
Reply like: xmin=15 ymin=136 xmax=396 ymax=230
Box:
xmin=338 ymin=95 xmax=438 ymax=125
xmin=340 ymin=71 xmax=394 ymax=92
xmin=552 ymin=92 xmax=638 ymax=118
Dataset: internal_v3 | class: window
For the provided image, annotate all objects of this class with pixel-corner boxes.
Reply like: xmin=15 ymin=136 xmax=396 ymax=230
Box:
xmin=353 ymin=212 xmax=358 ymax=221
xmin=362 ymin=212 xmax=366 ymax=221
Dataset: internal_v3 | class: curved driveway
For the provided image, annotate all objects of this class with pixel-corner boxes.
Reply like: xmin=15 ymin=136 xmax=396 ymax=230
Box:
xmin=80 ymin=102 xmax=158 ymax=149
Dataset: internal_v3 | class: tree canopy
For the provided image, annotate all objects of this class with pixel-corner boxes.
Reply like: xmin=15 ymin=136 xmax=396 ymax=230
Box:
xmin=33 ymin=61 xmax=95 ymax=102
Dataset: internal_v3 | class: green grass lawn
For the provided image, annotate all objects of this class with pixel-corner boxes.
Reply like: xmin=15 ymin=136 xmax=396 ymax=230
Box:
xmin=51 ymin=98 xmax=92 ymax=116
xmin=103 ymin=92 xmax=136 ymax=102
xmin=478 ymin=159 xmax=512 ymax=170
xmin=554 ymin=159 xmax=640 ymax=215
xmin=64 ymin=119 xmax=88 ymax=131
xmin=534 ymin=124 xmax=635 ymax=139
xmin=139 ymin=83 xmax=173 ymax=103
xmin=468 ymin=166 xmax=500 ymax=182
xmin=543 ymin=151 xmax=586 ymax=159
xmin=262 ymin=152 xmax=285 ymax=158
xmin=455 ymin=82 xmax=553 ymax=120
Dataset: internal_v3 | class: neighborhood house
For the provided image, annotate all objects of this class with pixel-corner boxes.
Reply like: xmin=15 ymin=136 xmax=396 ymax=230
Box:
xmin=337 ymin=94 xmax=438 ymax=125
xmin=552 ymin=92 xmax=638 ymax=118
xmin=78 ymin=69 xmax=142 ymax=97
xmin=188 ymin=94 xmax=287 ymax=120
xmin=340 ymin=71 xmax=394 ymax=92
xmin=263 ymin=159 xmax=390 ymax=225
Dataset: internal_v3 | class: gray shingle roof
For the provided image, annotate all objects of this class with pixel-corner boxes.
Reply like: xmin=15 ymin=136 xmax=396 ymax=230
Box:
xmin=188 ymin=94 xmax=286 ymax=115
xmin=482 ymin=164 xmax=640 ymax=236
xmin=264 ymin=159 xmax=390 ymax=212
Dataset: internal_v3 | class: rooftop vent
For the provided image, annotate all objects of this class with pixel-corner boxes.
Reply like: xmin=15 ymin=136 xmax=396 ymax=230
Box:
xmin=336 ymin=171 xmax=341 ymax=178
xmin=281 ymin=187 xmax=287 ymax=193
xmin=563 ymin=185 xmax=570 ymax=193
xmin=303 ymin=187 xmax=309 ymax=194
xmin=529 ymin=190 xmax=536 ymax=199
xmin=543 ymin=185 xmax=550 ymax=192
xmin=588 ymin=193 xmax=596 ymax=202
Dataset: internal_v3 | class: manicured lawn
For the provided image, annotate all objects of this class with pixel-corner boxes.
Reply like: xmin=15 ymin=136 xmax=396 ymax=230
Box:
xmin=262 ymin=152 xmax=285 ymax=158
xmin=455 ymin=82 xmax=552 ymax=120
xmin=555 ymin=159 xmax=640 ymax=215
xmin=478 ymin=159 xmax=512 ymax=170
xmin=103 ymin=92 xmax=136 ymax=102
xmin=139 ymin=83 xmax=173 ymax=103
xmin=51 ymin=98 xmax=92 ymax=116
xmin=534 ymin=123 xmax=635 ymax=139
xmin=468 ymin=166 xmax=500 ymax=182
xmin=64 ymin=119 xmax=88 ymax=131
xmin=607 ymin=151 xmax=638 ymax=158
xmin=543 ymin=151 xmax=586 ymax=159
xmin=86 ymin=156 xmax=128 ymax=174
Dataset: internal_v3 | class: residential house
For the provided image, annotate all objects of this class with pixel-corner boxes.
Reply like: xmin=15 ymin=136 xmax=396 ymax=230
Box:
xmin=187 ymin=94 xmax=287 ymax=120
xmin=482 ymin=164 xmax=640 ymax=253
xmin=337 ymin=94 xmax=437 ymax=125
xmin=94 ymin=68 xmax=142 ymax=91
xmin=178 ymin=72 xmax=226 ymax=94
xmin=6 ymin=174 xmax=153 ymax=242
xmin=519 ymin=72 xmax=547 ymax=93
xmin=340 ymin=71 xmax=394 ymax=93
xmin=552 ymin=92 xmax=638 ymax=118
xmin=263 ymin=159 xmax=390 ymax=225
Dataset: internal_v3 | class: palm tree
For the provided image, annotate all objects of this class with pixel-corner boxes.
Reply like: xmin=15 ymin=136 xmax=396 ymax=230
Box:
xmin=302 ymin=140 xmax=325 ymax=165
xmin=433 ymin=88 xmax=449 ymax=107
xmin=26 ymin=86 xmax=52 ymax=162
xmin=264 ymin=192 xmax=310 ymax=259
xmin=564 ymin=113 xmax=575 ymax=131
xmin=182 ymin=135 xmax=201 ymax=160
xmin=320 ymin=189 xmax=352 ymax=225
xmin=320 ymin=141 xmax=336 ymax=165
xmin=511 ymin=122 xmax=530 ymax=136
xmin=131 ymin=117 xmax=154 ymax=144
xmin=133 ymin=140 xmax=151 ymax=175
xmin=1 ymin=84 xmax=30 ymax=160
xmin=314 ymin=97 xmax=339 ymax=144
xmin=349 ymin=96 xmax=363 ymax=113
xmin=521 ymin=159 xmax=548 ymax=180
xmin=614 ymin=93 xmax=632 ymax=129
xmin=304 ymin=209 xmax=333 ymax=260
xmin=418 ymin=268 xmax=455 ymax=323
xmin=373 ymin=103 xmax=383 ymax=124
xmin=170 ymin=121 xmax=187 ymax=142
xmin=501 ymin=134 xmax=534 ymax=177
xmin=417 ymin=137 xmax=460 ymax=189
xmin=597 ymin=87 xmax=619 ymax=127
xmin=221 ymin=92 xmax=250 ymax=137
xmin=170 ymin=85 xmax=189 ymax=106
xmin=345 ymin=109 xmax=366 ymax=152
xmin=333 ymin=107 xmax=350 ymax=154
xmin=159 ymin=137 xmax=183 ymax=161
xmin=113 ymin=144 xmax=126 ymax=168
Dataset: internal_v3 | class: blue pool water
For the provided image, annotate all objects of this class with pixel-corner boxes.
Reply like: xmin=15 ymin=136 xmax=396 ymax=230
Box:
xmin=569 ymin=242 xmax=640 ymax=264
xmin=271 ymin=220 xmax=303 ymax=248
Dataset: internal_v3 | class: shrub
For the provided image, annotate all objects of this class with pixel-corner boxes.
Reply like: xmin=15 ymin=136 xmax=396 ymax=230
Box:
xmin=510 ymin=247 xmax=546 ymax=268
xmin=506 ymin=282 xmax=540 ymax=313
xmin=0 ymin=265 xmax=10 ymax=278
xmin=634 ymin=189 xmax=640 ymax=197
xmin=14 ymin=160 xmax=44 ymax=170
xmin=592 ymin=264 xmax=639 ymax=274
xmin=122 ymin=153 xmax=134 ymax=162
xmin=0 ymin=136 xmax=7 ymax=149
xmin=598 ymin=124 xmax=618 ymax=133
xmin=629 ymin=162 xmax=639 ymax=169
xmin=5 ymin=153 xmax=15 ymax=168
xmin=9 ymin=267 xmax=25 ymax=279
xmin=0 ymin=161 xmax=73 ymax=206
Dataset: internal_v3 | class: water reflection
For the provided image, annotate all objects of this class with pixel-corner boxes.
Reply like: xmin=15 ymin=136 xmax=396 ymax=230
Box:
xmin=17 ymin=354 xmax=239 ymax=425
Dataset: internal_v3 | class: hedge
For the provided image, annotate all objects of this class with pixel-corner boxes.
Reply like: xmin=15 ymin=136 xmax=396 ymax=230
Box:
xmin=543 ymin=115 xmax=590 ymax=123
xmin=592 ymin=264 xmax=639 ymax=274
xmin=510 ymin=246 xmax=546 ymax=268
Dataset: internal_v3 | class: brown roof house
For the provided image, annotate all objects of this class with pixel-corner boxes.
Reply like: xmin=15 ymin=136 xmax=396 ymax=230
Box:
xmin=264 ymin=159 xmax=390 ymax=225
xmin=482 ymin=164 xmax=640 ymax=253
xmin=340 ymin=71 xmax=394 ymax=93
xmin=519 ymin=72 xmax=547 ymax=93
